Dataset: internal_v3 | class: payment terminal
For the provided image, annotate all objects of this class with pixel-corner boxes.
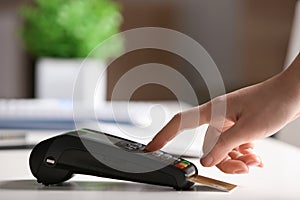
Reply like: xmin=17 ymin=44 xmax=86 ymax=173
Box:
xmin=29 ymin=129 xmax=236 ymax=191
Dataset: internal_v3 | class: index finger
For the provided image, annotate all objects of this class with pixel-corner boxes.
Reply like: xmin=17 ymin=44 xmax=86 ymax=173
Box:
xmin=145 ymin=103 xmax=211 ymax=151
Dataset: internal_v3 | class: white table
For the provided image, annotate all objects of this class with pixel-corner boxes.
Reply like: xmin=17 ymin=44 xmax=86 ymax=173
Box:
xmin=0 ymin=137 xmax=299 ymax=200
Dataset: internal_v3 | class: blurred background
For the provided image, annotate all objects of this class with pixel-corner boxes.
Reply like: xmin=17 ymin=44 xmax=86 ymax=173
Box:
xmin=0 ymin=0 xmax=297 ymax=101
xmin=0 ymin=0 xmax=299 ymax=146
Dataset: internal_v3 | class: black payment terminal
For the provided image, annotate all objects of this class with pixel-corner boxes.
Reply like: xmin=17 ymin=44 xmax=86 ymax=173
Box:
xmin=29 ymin=129 xmax=198 ymax=190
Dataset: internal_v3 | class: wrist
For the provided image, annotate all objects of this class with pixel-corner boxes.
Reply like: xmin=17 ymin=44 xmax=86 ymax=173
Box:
xmin=281 ymin=54 xmax=300 ymax=97
xmin=277 ymin=54 xmax=300 ymax=113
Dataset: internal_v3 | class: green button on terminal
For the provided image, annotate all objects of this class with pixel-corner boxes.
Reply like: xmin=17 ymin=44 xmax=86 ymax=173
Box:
xmin=182 ymin=160 xmax=190 ymax=165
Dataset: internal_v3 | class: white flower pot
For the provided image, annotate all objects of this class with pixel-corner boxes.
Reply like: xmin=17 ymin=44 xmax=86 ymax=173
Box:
xmin=35 ymin=58 xmax=107 ymax=106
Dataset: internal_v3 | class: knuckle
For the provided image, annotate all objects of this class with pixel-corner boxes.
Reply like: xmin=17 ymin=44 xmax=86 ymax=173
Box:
xmin=172 ymin=112 xmax=182 ymax=122
xmin=212 ymin=95 xmax=227 ymax=105
xmin=217 ymin=136 xmax=228 ymax=148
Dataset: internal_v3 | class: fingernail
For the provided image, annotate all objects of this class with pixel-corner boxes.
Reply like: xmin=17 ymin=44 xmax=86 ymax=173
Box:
xmin=234 ymin=169 xmax=247 ymax=174
xmin=144 ymin=145 xmax=152 ymax=151
xmin=243 ymin=148 xmax=254 ymax=154
xmin=246 ymin=161 xmax=259 ymax=166
xmin=145 ymin=143 xmax=157 ymax=152
xmin=201 ymin=155 xmax=213 ymax=166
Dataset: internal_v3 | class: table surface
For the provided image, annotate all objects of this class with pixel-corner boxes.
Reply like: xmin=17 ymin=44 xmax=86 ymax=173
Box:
xmin=0 ymin=137 xmax=299 ymax=200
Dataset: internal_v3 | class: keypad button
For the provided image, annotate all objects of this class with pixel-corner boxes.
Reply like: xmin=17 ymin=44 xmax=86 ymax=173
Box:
xmin=175 ymin=163 xmax=185 ymax=169
xmin=182 ymin=160 xmax=190 ymax=165
xmin=152 ymin=151 xmax=163 ymax=157
xmin=161 ymin=154 xmax=172 ymax=160
xmin=133 ymin=143 xmax=143 ymax=148
xmin=125 ymin=143 xmax=139 ymax=150
xmin=174 ymin=161 xmax=189 ymax=169
xmin=179 ymin=162 xmax=188 ymax=168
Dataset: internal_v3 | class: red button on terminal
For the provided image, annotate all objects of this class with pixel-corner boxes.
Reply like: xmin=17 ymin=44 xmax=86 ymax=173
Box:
xmin=175 ymin=162 xmax=188 ymax=169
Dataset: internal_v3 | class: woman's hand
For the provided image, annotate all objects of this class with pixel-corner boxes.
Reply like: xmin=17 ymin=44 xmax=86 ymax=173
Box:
xmin=145 ymin=53 xmax=300 ymax=174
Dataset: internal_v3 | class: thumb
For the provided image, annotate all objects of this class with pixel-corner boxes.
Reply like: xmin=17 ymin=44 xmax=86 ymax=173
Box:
xmin=200 ymin=124 xmax=244 ymax=167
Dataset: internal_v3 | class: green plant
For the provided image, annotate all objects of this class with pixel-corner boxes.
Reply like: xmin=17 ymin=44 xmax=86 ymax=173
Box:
xmin=21 ymin=0 xmax=123 ymax=60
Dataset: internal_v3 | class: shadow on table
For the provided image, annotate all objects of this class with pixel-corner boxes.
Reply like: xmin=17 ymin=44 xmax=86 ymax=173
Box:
xmin=0 ymin=180 xmax=222 ymax=192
